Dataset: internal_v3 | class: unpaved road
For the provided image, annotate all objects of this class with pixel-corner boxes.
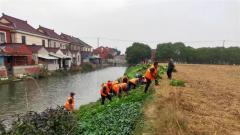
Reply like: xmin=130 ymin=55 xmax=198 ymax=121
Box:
xmin=142 ymin=64 xmax=240 ymax=135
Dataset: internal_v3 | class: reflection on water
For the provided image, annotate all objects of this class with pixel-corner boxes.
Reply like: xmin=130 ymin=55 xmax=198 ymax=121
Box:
xmin=0 ymin=67 xmax=126 ymax=118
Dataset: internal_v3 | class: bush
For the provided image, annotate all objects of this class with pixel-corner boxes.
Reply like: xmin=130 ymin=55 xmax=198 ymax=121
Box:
xmin=81 ymin=63 xmax=93 ymax=72
xmin=3 ymin=106 xmax=79 ymax=135
xmin=170 ymin=79 xmax=185 ymax=87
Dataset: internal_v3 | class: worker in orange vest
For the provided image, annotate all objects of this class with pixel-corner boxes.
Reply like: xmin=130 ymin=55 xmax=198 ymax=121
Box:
xmin=112 ymin=83 xmax=121 ymax=97
xmin=119 ymin=77 xmax=129 ymax=94
xmin=144 ymin=62 xmax=158 ymax=93
xmin=100 ymin=85 xmax=112 ymax=105
xmin=150 ymin=62 xmax=159 ymax=85
xmin=64 ymin=92 xmax=75 ymax=111
xmin=128 ymin=78 xmax=139 ymax=90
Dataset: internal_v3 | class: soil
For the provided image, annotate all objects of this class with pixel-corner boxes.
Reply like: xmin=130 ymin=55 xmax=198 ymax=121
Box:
xmin=142 ymin=64 xmax=240 ymax=135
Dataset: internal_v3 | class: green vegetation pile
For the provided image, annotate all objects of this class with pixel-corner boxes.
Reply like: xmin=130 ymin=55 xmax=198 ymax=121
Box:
xmin=170 ymin=79 xmax=185 ymax=87
xmin=0 ymin=107 xmax=78 ymax=135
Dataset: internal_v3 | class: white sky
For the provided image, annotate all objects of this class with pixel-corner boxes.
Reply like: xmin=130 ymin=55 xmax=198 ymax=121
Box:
xmin=0 ymin=0 xmax=239 ymax=53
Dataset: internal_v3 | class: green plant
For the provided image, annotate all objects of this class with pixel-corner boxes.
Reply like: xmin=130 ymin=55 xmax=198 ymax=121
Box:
xmin=77 ymin=87 xmax=151 ymax=135
xmin=170 ymin=79 xmax=185 ymax=87
xmin=81 ymin=62 xmax=93 ymax=72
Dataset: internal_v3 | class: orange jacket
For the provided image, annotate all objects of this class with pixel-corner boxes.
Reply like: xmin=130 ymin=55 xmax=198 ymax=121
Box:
xmin=102 ymin=83 xmax=110 ymax=93
xmin=150 ymin=65 xmax=158 ymax=75
xmin=119 ymin=83 xmax=128 ymax=91
xmin=145 ymin=68 xmax=155 ymax=80
xmin=65 ymin=97 xmax=74 ymax=111
xmin=129 ymin=78 xmax=138 ymax=85
xmin=67 ymin=96 xmax=75 ymax=107
xmin=112 ymin=84 xmax=120 ymax=95
xmin=100 ymin=88 xmax=108 ymax=97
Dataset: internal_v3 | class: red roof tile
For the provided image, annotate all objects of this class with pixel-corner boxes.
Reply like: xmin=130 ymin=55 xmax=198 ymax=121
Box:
xmin=1 ymin=14 xmax=44 ymax=36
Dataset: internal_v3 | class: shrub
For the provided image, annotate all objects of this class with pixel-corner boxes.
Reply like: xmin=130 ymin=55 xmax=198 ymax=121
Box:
xmin=3 ymin=106 xmax=79 ymax=135
xmin=81 ymin=63 xmax=93 ymax=72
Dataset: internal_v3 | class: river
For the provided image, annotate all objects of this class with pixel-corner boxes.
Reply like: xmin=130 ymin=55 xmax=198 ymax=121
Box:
xmin=0 ymin=67 xmax=126 ymax=119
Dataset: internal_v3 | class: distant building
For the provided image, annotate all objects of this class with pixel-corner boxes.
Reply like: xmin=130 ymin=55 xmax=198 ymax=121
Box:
xmin=93 ymin=46 xmax=120 ymax=60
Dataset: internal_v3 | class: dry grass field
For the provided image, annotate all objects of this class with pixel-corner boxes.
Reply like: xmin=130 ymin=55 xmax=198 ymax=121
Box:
xmin=141 ymin=64 xmax=240 ymax=135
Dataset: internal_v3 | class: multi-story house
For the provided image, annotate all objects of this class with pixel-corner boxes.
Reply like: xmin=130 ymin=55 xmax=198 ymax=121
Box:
xmin=37 ymin=26 xmax=69 ymax=49
xmin=0 ymin=13 xmax=48 ymax=46
xmin=77 ymin=39 xmax=93 ymax=62
xmin=60 ymin=33 xmax=81 ymax=66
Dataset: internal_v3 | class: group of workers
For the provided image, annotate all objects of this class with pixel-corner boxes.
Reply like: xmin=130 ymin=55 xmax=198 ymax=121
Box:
xmin=64 ymin=59 xmax=175 ymax=110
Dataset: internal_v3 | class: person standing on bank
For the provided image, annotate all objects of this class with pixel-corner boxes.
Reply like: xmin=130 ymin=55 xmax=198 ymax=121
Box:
xmin=167 ymin=58 xmax=175 ymax=79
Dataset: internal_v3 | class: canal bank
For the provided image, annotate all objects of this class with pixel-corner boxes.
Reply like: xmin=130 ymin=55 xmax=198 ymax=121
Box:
xmin=0 ymin=64 xmax=166 ymax=135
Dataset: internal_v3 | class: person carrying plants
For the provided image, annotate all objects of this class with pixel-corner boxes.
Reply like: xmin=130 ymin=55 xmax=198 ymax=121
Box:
xmin=100 ymin=85 xmax=112 ymax=105
xmin=167 ymin=58 xmax=175 ymax=79
xmin=144 ymin=67 xmax=156 ymax=93
xmin=64 ymin=92 xmax=75 ymax=111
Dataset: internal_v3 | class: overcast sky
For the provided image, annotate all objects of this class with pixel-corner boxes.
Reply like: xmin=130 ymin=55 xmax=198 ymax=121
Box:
xmin=0 ymin=0 xmax=239 ymax=52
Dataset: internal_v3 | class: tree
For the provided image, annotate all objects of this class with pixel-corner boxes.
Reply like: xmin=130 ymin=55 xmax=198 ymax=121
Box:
xmin=125 ymin=42 xmax=151 ymax=65
xmin=155 ymin=42 xmax=240 ymax=65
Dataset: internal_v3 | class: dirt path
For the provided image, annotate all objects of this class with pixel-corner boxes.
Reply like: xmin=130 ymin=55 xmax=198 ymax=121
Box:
xmin=142 ymin=64 xmax=240 ymax=135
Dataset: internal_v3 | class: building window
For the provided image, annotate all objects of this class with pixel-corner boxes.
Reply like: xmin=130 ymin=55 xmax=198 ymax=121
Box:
xmin=21 ymin=36 xmax=26 ymax=44
xmin=42 ymin=40 xmax=45 ymax=46
xmin=54 ymin=42 xmax=56 ymax=48
xmin=60 ymin=44 xmax=62 ymax=48
xmin=0 ymin=32 xmax=6 ymax=44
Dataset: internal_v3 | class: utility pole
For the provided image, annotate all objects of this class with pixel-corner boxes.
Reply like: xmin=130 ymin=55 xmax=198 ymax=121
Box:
xmin=97 ymin=37 xmax=100 ymax=48
xmin=223 ymin=40 xmax=225 ymax=47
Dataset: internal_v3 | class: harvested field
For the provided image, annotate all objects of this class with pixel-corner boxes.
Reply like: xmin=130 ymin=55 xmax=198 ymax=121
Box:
xmin=141 ymin=64 xmax=240 ymax=135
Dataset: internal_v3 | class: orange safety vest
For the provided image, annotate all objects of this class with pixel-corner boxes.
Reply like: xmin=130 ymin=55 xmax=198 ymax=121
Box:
xmin=145 ymin=68 xmax=154 ymax=80
xmin=119 ymin=83 xmax=128 ymax=91
xmin=102 ymin=83 xmax=110 ymax=93
xmin=67 ymin=96 xmax=75 ymax=107
xmin=112 ymin=84 xmax=120 ymax=95
xmin=65 ymin=97 xmax=74 ymax=111
xmin=100 ymin=88 xmax=108 ymax=97
xmin=129 ymin=78 xmax=138 ymax=85
xmin=150 ymin=65 xmax=158 ymax=75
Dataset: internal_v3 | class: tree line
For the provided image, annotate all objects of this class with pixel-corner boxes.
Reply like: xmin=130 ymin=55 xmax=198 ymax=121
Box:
xmin=125 ymin=42 xmax=240 ymax=65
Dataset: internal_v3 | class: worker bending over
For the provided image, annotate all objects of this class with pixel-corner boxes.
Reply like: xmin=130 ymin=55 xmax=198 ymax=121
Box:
xmin=111 ymin=80 xmax=122 ymax=97
xmin=100 ymin=85 xmax=112 ymax=105
xmin=119 ymin=77 xmax=128 ymax=94
xmin=128 ymin=78 xmax=139 ymax=90
xmin=64 ymin=92 xmax=75 ymax=111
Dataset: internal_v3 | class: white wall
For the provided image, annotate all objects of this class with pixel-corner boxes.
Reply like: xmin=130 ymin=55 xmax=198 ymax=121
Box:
xmin=48 ymin=63 xmax=59 ymax=71
xmin=11 ymin=32 xmax=48 ymax=46
xmin=48 ymin=40 xmax=68 ymax=49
